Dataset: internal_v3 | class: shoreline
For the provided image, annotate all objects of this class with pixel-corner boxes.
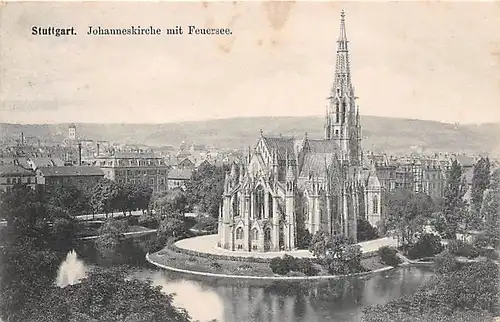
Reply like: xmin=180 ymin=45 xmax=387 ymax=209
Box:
xmin=145 ymin=252 xmax=395 ymax=281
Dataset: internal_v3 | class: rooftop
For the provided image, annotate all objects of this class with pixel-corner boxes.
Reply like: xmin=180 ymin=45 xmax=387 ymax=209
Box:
xmin=38 ymin=166 xmax=104 ymax=177
xmin=168 ymin=168 xmax=193 ymax=180
xmin=0 ymin=165 xmax=35 ymax=177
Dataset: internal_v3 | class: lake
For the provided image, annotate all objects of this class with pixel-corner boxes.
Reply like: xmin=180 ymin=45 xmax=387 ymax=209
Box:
xmin=72 ymin=236 xmax=433 ymax=322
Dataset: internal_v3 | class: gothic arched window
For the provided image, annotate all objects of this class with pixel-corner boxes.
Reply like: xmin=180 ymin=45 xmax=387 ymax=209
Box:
xmin=372 ymin=195 xmax=379 ymax=214
xmin=264 ymin=228 xmax=271 ymax=241
xmin=232 ymin=193 xmax=239 ymax=217
xmin=255 ymin=186 xmax=265 ymax=219
xmin=335 ymin=101 xmax=340 ymax=123
xmin=252 ymin=228 xmax=259 ymax=241
xmin=341 ymin=102 xmax=347 ymax=124
xmin=268 ymin=193 xmax=273 ymax=218
xmin=236 ymin=227 xmax=243 ymax=240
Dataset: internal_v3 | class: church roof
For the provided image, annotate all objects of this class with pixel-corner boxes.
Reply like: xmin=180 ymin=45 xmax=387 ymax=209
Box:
xmin=262 ymin=136 xmax=296 ymax=161
xmin=299 ymin=153 xmax=336 ymax=177
xmin=305 ymin=139 xmax=339 ymax=154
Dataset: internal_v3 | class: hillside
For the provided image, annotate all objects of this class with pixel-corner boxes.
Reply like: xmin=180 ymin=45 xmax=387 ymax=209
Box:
xmin=1 ymin=116 xmax=499 ymax=156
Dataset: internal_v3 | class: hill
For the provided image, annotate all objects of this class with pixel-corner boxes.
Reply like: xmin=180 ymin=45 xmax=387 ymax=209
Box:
xmin=1 ymin=116 xmax=499 ymax=156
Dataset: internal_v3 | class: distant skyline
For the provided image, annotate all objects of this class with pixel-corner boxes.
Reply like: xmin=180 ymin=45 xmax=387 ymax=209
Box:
xmin=1 ymin=1 xmax=500 ymax=125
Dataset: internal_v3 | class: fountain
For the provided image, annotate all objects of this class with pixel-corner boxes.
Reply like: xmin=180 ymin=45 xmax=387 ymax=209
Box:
xmin=56 ymin=250 xmax=87 ymax=288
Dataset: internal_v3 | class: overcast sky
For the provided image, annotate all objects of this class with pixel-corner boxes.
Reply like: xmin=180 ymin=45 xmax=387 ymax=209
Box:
xmin=1 ymin=1 xmax=499 ymax=124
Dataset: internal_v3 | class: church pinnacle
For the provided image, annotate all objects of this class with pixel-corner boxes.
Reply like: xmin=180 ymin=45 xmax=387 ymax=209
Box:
xmin=333 ymin=9 xmax=353 ymax=95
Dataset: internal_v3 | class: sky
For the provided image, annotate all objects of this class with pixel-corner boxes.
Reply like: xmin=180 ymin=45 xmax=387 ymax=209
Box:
xmin=1 ymin=1 xmax=499 ymax=125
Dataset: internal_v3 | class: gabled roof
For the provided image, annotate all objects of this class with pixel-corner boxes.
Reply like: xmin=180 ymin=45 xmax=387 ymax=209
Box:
xmin=38 ymin=166 xmax=104 ymax=177
xmin=299 ymin=153 xmax=336 ymax=177
xmin=0 ymin=157 xmax=30 ymax=169
xmin=178 ymin=158 xmax=195 ymax=166
xmin=262 ymin=136 xmax=295 ymax=161
xmin=305 ymin=139 xmax=339 ymax=154
xmin=29 ymin=157 xmax=64 ymax=168
xmin=0 ymin=165 xmax=35 ymax=177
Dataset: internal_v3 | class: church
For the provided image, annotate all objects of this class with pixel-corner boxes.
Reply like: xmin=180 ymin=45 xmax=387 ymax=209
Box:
xmin=217 ymin=10 xmax=383 ymax=252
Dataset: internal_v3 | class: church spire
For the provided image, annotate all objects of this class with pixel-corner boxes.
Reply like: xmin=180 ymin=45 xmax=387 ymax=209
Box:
xmin=334 ymin=9 xmax=352 ymax=94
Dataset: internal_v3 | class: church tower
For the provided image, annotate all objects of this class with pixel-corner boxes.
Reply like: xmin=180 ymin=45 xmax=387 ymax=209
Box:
xmin=325 ymin=10 xmax=362 ymax=166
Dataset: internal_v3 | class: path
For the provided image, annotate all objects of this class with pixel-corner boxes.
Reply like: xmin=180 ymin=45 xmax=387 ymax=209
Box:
xmin=79 ymin=229 xmax=157 ymax=240
xmin=174 ymin=234 xmax=398 ymax=259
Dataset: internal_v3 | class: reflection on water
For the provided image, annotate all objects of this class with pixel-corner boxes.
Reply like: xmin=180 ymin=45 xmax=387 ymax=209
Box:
xmin=75 ymin=237 xmax=434 ymax=322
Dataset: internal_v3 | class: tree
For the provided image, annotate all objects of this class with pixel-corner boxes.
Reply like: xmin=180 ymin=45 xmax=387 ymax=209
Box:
xmin=309 ymin=232 xmax=363 ymax=274
xmin=436 ymin=159 xmax=467 ymax=239
xmin=362 ymin=260 xmax=499 ymax=321
xmin=480 ymin=187 xmax=500 ymax=248
xmin=157 ymin=214 xmax=188 ymax=240
xmin=115 ymin=182 xmax=136 ymax=215
xmin=185 ymin=163 xmax=229 ymax=217
xmin=0 ymin=184 xmax=191 ymax=322
xmin=0 ymin=185 xmax=70 ymax=322
xmin=133 ymin=182 xmax=153 ymax=214
xmin=357 ymin=218 xmax=379 ymax=242
xmin=45 ymin=183 xmax=89 ymax=217
xmin=152 ymin=189 xmax=190 ymax=218
xmin=95 ymin=219 xmax=129 ymax=252
xmin=89 ymin=179 xmax=121 ymax=216
xmin=470 ymin=157 xmax=490 ymax=218
xmin=309 ymin=230 xmax=330 ymax=259
xmin=385 ymin=189 xmax=434 ymax=247
xmin=20 ymin=269 xmax=192 ymax=322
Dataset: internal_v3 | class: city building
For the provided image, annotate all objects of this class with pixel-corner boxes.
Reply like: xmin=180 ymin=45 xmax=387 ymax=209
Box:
xmin=68 ymin=124 xmax=77 ymax=140
xmin=218 ymin=11 xmax=377 ymax=252
xmin=35 ymin=166 xmax=104 ymax=192
xmin=167 ymin=168 xmax=193 ymax=190
xmin=0 ymin=165 xmax=37 ymax=192
xmin=93 ymin=151 xmax=170 ymax=193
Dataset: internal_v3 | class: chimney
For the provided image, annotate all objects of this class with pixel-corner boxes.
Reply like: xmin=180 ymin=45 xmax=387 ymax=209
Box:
xmin=78 ymin=143 xmax=82 ymax=166
xmin=96 ymin=143 xmax=100 ymax=157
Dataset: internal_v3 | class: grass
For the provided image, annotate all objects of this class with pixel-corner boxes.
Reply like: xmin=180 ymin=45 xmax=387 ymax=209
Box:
xmin=150 ymin=247 xmax=389 ymax=277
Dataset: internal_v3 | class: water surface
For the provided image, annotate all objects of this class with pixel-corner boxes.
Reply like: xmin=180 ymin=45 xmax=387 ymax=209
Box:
xmin=73 ymin=237 xmax=433 ymax=322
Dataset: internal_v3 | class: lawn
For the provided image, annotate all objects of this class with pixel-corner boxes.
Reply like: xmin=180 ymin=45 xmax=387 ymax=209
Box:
xmin=149 ymin=247 xmax=388 ymax=278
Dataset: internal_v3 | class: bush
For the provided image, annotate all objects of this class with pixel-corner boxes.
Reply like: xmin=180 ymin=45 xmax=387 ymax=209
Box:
xmin=357 ymin=219 xmax=379 ymax=242
xmin=296 ymin=227 xmax=313 ymax=249
xmin=269 ymin=255 xmax=319 ymax=276
xmin=434 ymin=250 xmax=462 ymax=274
xmin=406 ymin=233 xmax=443 ymax=259
xmin=378 ymin=246 xmax=401 ymax=267
xmin=238 ymin=264 xmax=252 ymax=270
xmin=193 ymin=215 xmax=218 ymax=232
xmin=210 ymin=261 xmax=221 ymax=269
xmin=126 ymin=216 xmax=139 ymax=226
xmin=145 ymin=235 xmax=168 ymax=253
xmin=138 ymin=213 xmax=158 ymax=229
xmin=448 ymin=240 xmax=479 ymax=259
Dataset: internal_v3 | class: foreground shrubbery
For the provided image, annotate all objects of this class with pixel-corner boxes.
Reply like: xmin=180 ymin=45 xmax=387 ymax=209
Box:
xmin=405 ymin=233 xmax=443 ymax=259
xmin=270 ymin=255 xmax=319 ymax=276
xmin=362 ymin=259 xmax=499 ymax=322
xmin=357 ymin=219 xmax=379 ymax=242
xmin=309 ymin=232 xmax=365 ymax=275
xmin=448 ymin=239 xmax=480 ymax=259
xmin=378 ymin=246 xmax=401 ymax=267
xmin=0 ymin=184 xmax=192 ymax=322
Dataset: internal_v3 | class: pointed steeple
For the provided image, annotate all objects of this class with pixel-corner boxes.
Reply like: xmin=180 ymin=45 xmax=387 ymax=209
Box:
xmin=334 ymin=9 xmax=352 ymax=95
